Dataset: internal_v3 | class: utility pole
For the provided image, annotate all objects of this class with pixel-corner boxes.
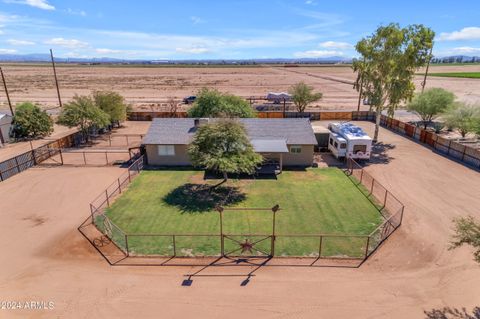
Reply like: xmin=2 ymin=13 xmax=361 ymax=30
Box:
xmin=421 ymin=45 xmax=434 ymax=93
xmin=0 ymin=67 xmax=14 ymax=116
xmin=50 ymin=49 xmax=62 ymax=107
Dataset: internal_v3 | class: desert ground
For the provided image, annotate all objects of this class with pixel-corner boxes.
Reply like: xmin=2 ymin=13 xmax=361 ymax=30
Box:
xmin=0 ymin=122 xmax=479 ymax=318
xmin=0 ymin=64 xmax=478 ymax=113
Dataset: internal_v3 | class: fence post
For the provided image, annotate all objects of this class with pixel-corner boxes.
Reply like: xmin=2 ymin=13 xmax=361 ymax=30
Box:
xmin=128 ymin=169 xmax=131 ymax=182
xmin=105 ymin=152 xmax=109 ymax=165
xmin=461 ymin=145 xmax=467 ymax=161
xmin=447 ymin=140 xmax=452 ymax=156
xmin=399 ymin=206 xmax=405 ymax=226
xmin=105 ymin=190 xmax=110 ymax=207
xmin=370 ymin=178 xmax=375 ymax=195
xmin=359 ymin=169 xmax=364 ymax=184
xmin=109 ymin=135 xmax=112 ymax=147
xmin=383 ymin=190 xmax=388 ymax=208
xmin=83 ymin=152 xmax=87 ymax=165
xmin=365 ymin=236 xmax=370 ymax=259
xmin=118 ymin=178 xmax=122 ymax=193
xmin=125 ymin=235 xmax=129 ymax=256
xmin=318 ymin=236 xmax=323 ymax=258
xmin=59 ymin=149 xmax=64 ymax=165
xmin=90 ymin=204 xmax=95 ymax=223
xmin=173 ymin=235 xmax=176 ymax=257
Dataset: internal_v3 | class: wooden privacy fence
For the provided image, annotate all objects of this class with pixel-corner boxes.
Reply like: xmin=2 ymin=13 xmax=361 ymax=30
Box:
xmin=380 ymin=115 xmax=480 ymax=169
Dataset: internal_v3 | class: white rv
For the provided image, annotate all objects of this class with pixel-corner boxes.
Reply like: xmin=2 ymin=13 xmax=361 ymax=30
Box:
xmin=327 ymin=122 xmax=372 ymax=160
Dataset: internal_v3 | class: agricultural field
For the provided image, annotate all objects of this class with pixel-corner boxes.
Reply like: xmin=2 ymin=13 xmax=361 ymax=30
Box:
xmin=0 ymin=63 xmax=479 ymax=114
xmin=103 ymin=168 xmax=382 ymax=257
xmin=427 ymin=72 xmax=480 ymax=79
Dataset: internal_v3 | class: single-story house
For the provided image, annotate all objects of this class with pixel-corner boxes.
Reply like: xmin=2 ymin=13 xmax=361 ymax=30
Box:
xmin=0 ymin=113 xmax=13 ymax=147
xmin=142 ymin=118 xmax=317 ymax=169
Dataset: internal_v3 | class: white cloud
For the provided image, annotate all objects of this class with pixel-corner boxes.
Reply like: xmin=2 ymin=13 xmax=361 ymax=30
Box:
xmin=190 ymin=16 xmax=205 ymax=25
xmin=319 ymin=41 xmax=352 ymax=49
xmin=450 ymin=47 xmax=480 ymax=54
xmin=95 ymin=48 xmax=122 ymax=54
xmin=305 ymin=0 xmax=317 ymax=5
xmin=66 ymin=8 xmax=86 ymax=16
xmin=4 ymin=0 xmax=55 ymax=10
xmin=438 ymin=27 xmax=480 ymax=41
xmin=7 ymin=39 xmax=35 ymax=45
xmin=45 ymin=38 xmax=89 ymax=49
xmin=0 ymin=48 xmax=17 ymax=53
xmin=175 ymin=47 xmax=210 ymax=54
xmin=293 ymin=50 xmax=343 ymax=58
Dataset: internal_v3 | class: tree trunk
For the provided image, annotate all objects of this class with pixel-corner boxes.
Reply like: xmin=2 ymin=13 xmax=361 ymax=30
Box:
xmin=210 ymin=171 xmax=228 ymax=189
xmin=373 ymin=108 xmax=381 ymax=142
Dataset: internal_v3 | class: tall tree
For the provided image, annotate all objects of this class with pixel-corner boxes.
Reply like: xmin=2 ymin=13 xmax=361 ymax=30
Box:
xmin=57 ymin=95 xmax=110 ymax=142
xmin=11 ymin=102 xmax=53 ymax=138
xmin=353 ymin=23 xmax=435 ymax=141
xmin=188 ymin=88 xmax=255 ymax=118
xmin=407 ymin=88 xmax=455 ymax=129
xmin=443 ymin=103 xmax=480 ymax=137
xmin=92 ymin=90 xmax=128 ymax=125
xmin=188 ymin=119 xmax=263 ymax=184
xmin=289 ymin=82 xmax=322 ymax=113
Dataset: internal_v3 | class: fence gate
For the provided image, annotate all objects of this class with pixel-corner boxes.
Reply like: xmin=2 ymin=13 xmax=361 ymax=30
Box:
xmin=222 ymin=235 xmax=273 ymax=257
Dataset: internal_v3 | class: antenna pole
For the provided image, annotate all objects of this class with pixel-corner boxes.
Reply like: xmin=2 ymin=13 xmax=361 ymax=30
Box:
xmin=0 ymin=67 xmax=14 ymax=116
xmin=50 ymin=49 xmax=62 ymax=107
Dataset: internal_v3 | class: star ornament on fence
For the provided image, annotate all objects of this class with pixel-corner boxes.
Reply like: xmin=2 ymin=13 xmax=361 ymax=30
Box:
xmin=240 ymin=239 xmax=254 ymax=254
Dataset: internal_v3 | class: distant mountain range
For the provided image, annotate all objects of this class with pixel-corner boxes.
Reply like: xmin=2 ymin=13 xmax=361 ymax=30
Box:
xmin=0 ymin=53 xmax=478 ymax=64
xmin=0 ymin=53 xmax=352 ymax=64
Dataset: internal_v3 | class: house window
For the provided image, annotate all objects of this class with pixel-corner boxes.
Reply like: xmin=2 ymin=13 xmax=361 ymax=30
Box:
xmin=340 ymin=143 xmax=347 ymax=149
xmin=290 ymin=145 xmax=302 ymax=154
xmin=329 ymin=138 xmax=333 ymax=145
xmin=334 ymin=141 xmax=338 ymax=148
xmin=158 ymin=145 xmax=175 ymax=156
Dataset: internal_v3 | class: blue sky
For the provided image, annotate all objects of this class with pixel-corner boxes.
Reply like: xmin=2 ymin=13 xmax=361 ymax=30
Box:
xmin=0 ymin=0 xmax=479 ymax=59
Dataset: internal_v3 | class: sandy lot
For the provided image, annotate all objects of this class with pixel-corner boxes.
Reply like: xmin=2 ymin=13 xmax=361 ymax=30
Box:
xmin=0 ymin=64 xmax=478 ymax=113
xmin=0 ymin=122 xmax=479 ymax=318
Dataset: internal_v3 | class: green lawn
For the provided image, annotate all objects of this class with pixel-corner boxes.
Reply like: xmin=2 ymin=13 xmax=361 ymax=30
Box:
xmin=102 ymin=168 xmax=382 ymax=257
xmin=427 ymin=72 xmax=480 ymax=79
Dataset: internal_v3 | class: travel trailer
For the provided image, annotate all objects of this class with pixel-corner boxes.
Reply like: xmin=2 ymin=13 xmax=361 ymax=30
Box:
xmin=327 ymin=122 xmax=373 ymax=160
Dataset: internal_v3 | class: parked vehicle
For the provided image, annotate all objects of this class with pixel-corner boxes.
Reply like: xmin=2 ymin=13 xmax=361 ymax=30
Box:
xmin=183 ymin=96 xmax=197 ymax=104
xmin=328 ymin=122 xmax=372 ymax=160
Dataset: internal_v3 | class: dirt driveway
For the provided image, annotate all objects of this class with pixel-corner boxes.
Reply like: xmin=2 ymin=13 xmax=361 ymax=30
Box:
xmin=0 ymin=122 xmax=479 ymax=319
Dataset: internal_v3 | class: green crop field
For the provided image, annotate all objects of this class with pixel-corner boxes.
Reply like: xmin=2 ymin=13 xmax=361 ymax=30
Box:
xmin=428 ymin=72 xmax=480 ymax=79
xmin=100 ymin=168 xmax=383 ymax=257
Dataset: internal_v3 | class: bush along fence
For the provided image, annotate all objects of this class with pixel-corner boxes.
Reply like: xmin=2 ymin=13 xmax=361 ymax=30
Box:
xmin=88 ymin=158 xmax=404 ymax=263
xmin=380 ymin=115 xmax=480 ymax=169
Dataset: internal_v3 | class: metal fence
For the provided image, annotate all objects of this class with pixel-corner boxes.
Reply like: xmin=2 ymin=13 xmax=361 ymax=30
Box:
xmin=346 ymin=158 xmax=405 ymax=257
xmin=0 ymin=131 xmax=83 ymax=182
xmin=380 ymin=115 xmax=480 ymax=169
xmin=88 ymin=157 xmax=404 ymax=262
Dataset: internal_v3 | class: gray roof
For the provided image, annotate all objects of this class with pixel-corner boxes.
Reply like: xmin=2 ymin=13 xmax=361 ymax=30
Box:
xmin=143 ymin=118 xmax=317 ymax=146
xmin=251 ymin=139 xmax=288 ymax=153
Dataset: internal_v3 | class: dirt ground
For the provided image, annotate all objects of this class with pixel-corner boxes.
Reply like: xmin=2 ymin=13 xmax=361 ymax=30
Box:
xmin=0 ymin=121 xmax=479 ymax=318
xmin=0 ymin=64 xmax=478 ymax=113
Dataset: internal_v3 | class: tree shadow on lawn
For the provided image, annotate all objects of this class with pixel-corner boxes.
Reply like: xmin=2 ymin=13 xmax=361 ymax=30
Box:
xmin=163 ymin=183 xmax=247 ymax=213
